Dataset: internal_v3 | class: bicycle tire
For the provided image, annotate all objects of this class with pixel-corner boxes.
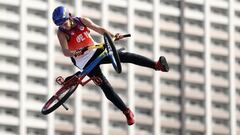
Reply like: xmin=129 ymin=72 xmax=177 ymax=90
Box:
xmin=41 ymin=83 xmax=78 ymax=115
xmin=103 ymin=32 xmax=122 ymax=73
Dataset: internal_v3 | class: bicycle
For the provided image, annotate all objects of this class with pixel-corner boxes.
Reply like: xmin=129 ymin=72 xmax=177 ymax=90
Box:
xmin=41 ymin=33 xmax=131 ymax=115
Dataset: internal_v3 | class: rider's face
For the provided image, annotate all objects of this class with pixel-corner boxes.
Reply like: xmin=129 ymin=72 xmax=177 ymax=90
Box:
xmin=61 ymin=19 xmax=71 ymax=30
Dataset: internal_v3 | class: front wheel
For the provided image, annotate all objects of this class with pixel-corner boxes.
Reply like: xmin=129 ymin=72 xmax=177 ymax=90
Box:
xmin=41 ymin=83 xmax=78 ymax=115
xmin=103 ymin=32 xmax=122 ymax=73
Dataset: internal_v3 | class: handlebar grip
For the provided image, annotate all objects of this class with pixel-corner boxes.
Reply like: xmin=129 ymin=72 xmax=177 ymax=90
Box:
xmin=122 ymin=34 xmax=131 ymax=38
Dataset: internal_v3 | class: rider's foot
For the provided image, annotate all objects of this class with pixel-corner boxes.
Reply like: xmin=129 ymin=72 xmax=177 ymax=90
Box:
xmin=155 ymin=56 xmax=169 ymax=72
xmin=123 ymin=108 xmax=135 ymax=126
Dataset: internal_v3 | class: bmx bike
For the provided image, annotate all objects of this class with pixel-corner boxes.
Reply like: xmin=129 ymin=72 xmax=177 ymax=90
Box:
xmin=41 ymin=33 xmax=130 ymax=115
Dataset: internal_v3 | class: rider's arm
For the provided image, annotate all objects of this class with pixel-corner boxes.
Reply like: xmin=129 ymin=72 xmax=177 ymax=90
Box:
xmin=57 ymin=30 xmax=76 ymax=57
xmin=81 ymin=17 xmax=115 ymax=37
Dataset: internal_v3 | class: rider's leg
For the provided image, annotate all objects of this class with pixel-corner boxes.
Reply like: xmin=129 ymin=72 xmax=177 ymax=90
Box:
xmin=87 ymin=66 xmax=135 ymax=125
xmin=101 ymin=50 xmax=169 ymax=72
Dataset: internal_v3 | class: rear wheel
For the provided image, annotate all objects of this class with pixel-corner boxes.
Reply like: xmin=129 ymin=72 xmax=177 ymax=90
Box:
xmin=103 ymin=32 xmax=122 ymax=73
xmin=41 ymin=83 xmax=78 ymax=115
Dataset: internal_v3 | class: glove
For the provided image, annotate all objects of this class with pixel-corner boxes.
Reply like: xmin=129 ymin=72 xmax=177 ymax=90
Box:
xmin=74 ymin=47 xmax=88 ymax=57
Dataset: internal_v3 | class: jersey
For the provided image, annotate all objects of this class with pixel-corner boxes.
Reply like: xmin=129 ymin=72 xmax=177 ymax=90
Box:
xmin=59 ymin=17 xmax=97 ymax=70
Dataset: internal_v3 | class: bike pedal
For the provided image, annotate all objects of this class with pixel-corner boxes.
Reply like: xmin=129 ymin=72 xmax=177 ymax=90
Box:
xmin=56 ymin=76 xmax=64 ymax=85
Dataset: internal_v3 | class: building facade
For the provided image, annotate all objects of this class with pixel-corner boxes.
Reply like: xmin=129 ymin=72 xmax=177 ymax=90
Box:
xmin=0 ymin=0 xmax=240 ymax=135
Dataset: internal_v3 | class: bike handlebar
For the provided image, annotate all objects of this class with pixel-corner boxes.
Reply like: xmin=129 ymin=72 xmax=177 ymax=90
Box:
xmin=122 ymin=34 xmax=131 ymax=38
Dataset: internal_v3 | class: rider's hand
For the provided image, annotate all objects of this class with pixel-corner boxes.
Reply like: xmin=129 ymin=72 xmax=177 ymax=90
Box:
xmin=74 ymin=47 xmax=88 ymax=57
xmin=114 ymin=33 xmax=123 ymax=41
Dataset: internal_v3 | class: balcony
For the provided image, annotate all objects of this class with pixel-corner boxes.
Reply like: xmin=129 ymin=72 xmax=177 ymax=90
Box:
xmin=160 ymin=20 xmax=180 ymax=32
xmin=212 ymin=91 xmax=229 ymax=103
xmin=184 ymin=24 xmax=204 ymax=36
xmin=82 ymin=7 xmax=101 ymax=20
xmin=27 ymin=31 xmax=47 ymax=44
xmin=135 ymin=130 xmax=152 ymax=135
xmin=25 ymin=83 xmax=47 ymax=95
xmin=109 ymin=76 xmax=127 ymax=89
xmin=0 ymin=95 xmax=19 ymax=108
xmin=135 ymin=113 xmax=153 ymax=125
xmin=185 ymin=105 xmax=205 ymax=116
xmin=26 ymin=0 xmax=48 ymax=10
xmin=26 ymin=66 xmax=47 ymax=78
xmin=0 ymin=62 xmax=19 ymax=74
xmin=0 ymin=26 xmax=19 ymax=40
xmin=26 ymin=49 xmax=47 ymax=61
xmin=82 ymin=123 xmax=101 ymax=135
xmin=135 ymin=16 xmax=153 ymax=28
xmin=161 ymin=102 xmax=181 ymax=113
xmin=161 ymin=119 xmax=181 ymax=129
xmin=236 ymin=79 xmax=240 ymax=89
xmin=26 ymin=117 xmax=47 ymax=129
xmin=186 ymin=121 xmax=205 ymax=132
xmin=0 ymin=9 xmax=19 ymax=23
xmin=109 ymin=126 xmax=127 ymax=135
xmin=109 ymin=109 xmax=125 ymax=122
xmin=27 ymin=14 xmax=47 ymax=27
xmin=160 ymin=36 xmax=180 ymax=49
xmin=134 ymin=47 xmax=152 ymax=59
xmin=109 ymin=12 xmax=128 ymax=24
xmin=82 ymin=106 xmax=101 ymax=118
xmin=0 ymin=131 xmax=17 ymax=135
xmin=185 ymin=9 xmax=204 ymax=21
xmin=0 ymin=114 xmax=18 ymax=126
xmin=212 ymin=76 xmax=229 ymax=87
xmin=235 ymin=32 xmax=240 ymax=43
xmin=161 ymin=69 xmax=180 ymax=80
xmin=185 ymin=0 xmax=204 ymax=4
xmin=210 ymin=29 xmax=228 ymax=40
xmin=0 ymin=44 xmax=19 ymax=57
xmin=82 ymin=90 xmax=101 ymax=102
xmin=135 ymin=80 xmax=153 ymax=93
xmin=212 ymin=108 xmax=229 ymax=119
xmin=161 ymin=84 xmax=180 ymax=97
xmin=160 ymin=4 xmax=180 ymax=17
xmin=211 ymin=60 xmax=228 ymax=71
xmin=210 ymin=0 xmax=228 ymax=9
xmin=134 ymin=1 xmax=153 ymax=12
xmin=135 ymin=97 xmax=153 ymax=109
xmin=185 ymin=71 xmax=204 ymax=84
xmin=109 ymin=0 xmax=128 ymax=7
xmin=185 ymin=87 xmax=204 ymax=100
xmin=185 ymin=55 xmax=204 ymax=68
xmin=0 ymin=79 xmax=19 ymax=92
xmin=26 ymin=99 xmax=44 ymax=111
xmin=185 ymin=40 xmax=204 ymax=52
xmin=135 ymin=66 xmax=153 ymax=77
xmin=0 ymin=0 xmax=19 ymax=6
xmin=160 ymin=51 xmax=180 ymax=64
xmin=55 ymin=121 xmax=74 ymax=132
xmin=212 ymin=124 xmax=230 ymax=134
xmin=210 ymin=14 xmax=228 ymax=25
xmin=135 ymin=32 xmax=153 ymax=44
xmin=211 ymin=45 xmax=228 ymax=56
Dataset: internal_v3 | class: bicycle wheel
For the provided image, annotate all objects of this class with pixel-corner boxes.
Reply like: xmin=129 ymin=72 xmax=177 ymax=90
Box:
xmin=103 ymin=32 xmax=122 ymax=73
xmin=41 ymin=83 xmax=78 ymax=115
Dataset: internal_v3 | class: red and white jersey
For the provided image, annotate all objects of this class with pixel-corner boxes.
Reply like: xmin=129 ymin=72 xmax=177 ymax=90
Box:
xmin=59 ymin=17 xmax=97 ymax=70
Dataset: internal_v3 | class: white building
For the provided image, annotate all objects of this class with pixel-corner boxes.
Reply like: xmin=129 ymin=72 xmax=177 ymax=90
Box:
xmin=0 ymin=0 xmax=240 ymax=135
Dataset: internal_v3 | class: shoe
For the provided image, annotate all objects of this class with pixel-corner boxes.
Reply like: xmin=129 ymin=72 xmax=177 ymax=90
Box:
xmin=123 ymin=108 xmax=135 ymax=125
xmin=155 ymin=56 xmax=169 ymax=72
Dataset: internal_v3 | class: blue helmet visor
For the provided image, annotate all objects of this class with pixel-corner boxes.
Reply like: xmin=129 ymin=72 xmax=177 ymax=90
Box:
xmin=55 ymin=17 xmax=68 ymax=26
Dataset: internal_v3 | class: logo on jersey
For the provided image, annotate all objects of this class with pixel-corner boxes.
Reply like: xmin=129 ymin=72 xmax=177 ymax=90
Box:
xmin=79 ymin=26 xmax=85 ymax=31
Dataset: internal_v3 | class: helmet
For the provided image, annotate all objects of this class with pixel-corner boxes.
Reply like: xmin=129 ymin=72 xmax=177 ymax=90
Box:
xmin=52 ymin=6 xmax=69 ymax=26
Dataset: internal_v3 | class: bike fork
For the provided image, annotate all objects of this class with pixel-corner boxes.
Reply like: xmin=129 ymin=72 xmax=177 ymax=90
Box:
xmin=55 ymin=96 xmax=69 ymax=110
